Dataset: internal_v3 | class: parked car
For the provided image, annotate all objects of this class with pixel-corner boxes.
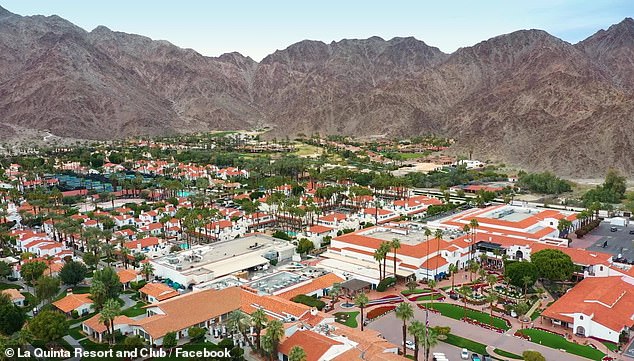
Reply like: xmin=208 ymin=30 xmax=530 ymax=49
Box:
xmin=461 ymin=349 xmax=469 ymax=359
xmin=406 ymin=340 xmax=415 ymax=350
xmin=450 ymin=292 xmax=459 ymax=300
xmin=629 ymin=229 xmax=634 ymax=234
xmin=482 ymin=355 xmax=493 ymax=361
xmin=471 ymin=353 xmax=481 ymax=361
xmin=611 ymin=226 xmax=618 ymax=232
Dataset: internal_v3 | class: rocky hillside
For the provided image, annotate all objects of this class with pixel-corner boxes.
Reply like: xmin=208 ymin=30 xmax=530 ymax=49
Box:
xmin=0 ymin=6 xmax=633 ymax=176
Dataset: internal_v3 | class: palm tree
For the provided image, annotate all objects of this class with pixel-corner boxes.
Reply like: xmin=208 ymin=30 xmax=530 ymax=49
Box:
xmin=380 ymin=242 xmax=391 ymax=280
xmin=289 ymin=346 xmax=307 ymax=361
xmin=141 ymin=262 xmax=154 ymax=282
xmin=434 ymin=229 xmax=443 ymax=280
xmin=227 ymin=310 xmax=255 ymax=351
xmin=100 ymin=298 xmax=121 ymax=344
xmin=485 ymin=293 xmax=497 ymax=326
xmin=424 ymin=228 xmax=432 ymax=281
xmin=467 ymin=260 xmax=479 ymax=282
xmin=395 ymin=303 xmax=414 ymax=357
xmin=448 ymin=264 xmax=458 ymax=290
xmin=374 ymin=248 xmax=384 ymax=281
xmin=251 ymin=308 xmax=267 ymax=351
xmin=522 ymin=275 xmax=533 ymax=297
xmin=391 ymin=238 xmax=401 ymax=279
xmin=264 ymin=319 xmax=284 ymax=361
xmin=469 ymin=219 xmax=479 ymax=261
xmin=486 ymin=274 xmax=498 ymax=292
xmin=427 ymin=279 xmax=437 ymax=290
xmin=458 ymin=285 xmax=472 ymax=319
xmin=409 ymin=320 xmax=424 ymax=361
xmin=119 ymin=247 xmax=131 ymax=269
xmin=354 ymin=292 xmax=369 ymax=331
xmin=422 ymin=327 xmax=439 ymax=361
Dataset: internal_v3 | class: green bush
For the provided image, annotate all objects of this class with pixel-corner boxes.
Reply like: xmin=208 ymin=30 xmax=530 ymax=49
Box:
xmin=291 ymin=294 xmax=326 ymax=310
xmin=377 ymin=277 xmax=396 ymax=292
xmin=71 ymin=310 xmax=79 ymax=319
xmin=188 ymin=326 xmax=206 ymax=342
xmin=272 ymin=230 xmax=291 ymax=241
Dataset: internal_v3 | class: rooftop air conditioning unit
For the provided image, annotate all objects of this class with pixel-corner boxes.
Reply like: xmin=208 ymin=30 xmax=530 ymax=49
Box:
xmin=175 ymin=265 xmax=183 ymax=271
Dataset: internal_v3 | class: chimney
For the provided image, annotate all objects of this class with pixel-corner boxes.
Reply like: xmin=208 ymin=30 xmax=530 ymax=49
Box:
xmin=310 ymin=308 xmax=318 ymax=316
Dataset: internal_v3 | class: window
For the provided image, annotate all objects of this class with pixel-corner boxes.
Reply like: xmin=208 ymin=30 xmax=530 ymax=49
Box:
xmin=600 ymin=266 xmax=604 ymax=271
xmin=580 ymin=315 xmax=584 ymax=320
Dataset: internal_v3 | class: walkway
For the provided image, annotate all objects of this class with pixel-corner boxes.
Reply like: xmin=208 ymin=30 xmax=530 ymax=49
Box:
xmin=62 ymin=334 xmax=83 ymax=361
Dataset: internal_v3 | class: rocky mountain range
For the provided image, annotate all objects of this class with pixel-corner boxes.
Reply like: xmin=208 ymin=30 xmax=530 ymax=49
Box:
xmin=0 ymin=6 xmax=633 ymax=176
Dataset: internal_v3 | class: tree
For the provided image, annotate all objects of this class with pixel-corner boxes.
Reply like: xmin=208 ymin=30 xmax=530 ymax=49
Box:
xmin=0 ymin=261 xmax=11 ymax=280
xmin=0 ymin=294 xmax=25 ymax=335
xmin=448 ymin=263 xmax=458 ymax=290
xmin=28 ymin=310 xmax=68 ymax=343
xmin=141 ymin=262 xmax=154 ymax=282
xmin=522 ymin=351 xmax=546 ymax=361
xmin=264 ymin=319 xmax=284 ymax=361
xmin=82 ymin=252 xmax=100 ymax=270
xmin=531 ymin=249 xmax=574 ymax=282
xmin=59 ymin=261 xmax=88 ymax=286
xmin=162 ymin=331 xmax=177 ymax=349
xmin=227 ymin=310 xmax=254 ymax=351
xmin=90 ymin=280 xmax=107 ymax=311
xmin=395 ymin=302 xmax=414 ymax=357
xmin=92 ymin=267 xmax=123 ymax=301
xmin=391 ymin=239 xmax=401 ymax=278
xmin=409 ymin=320 xmax=424 ymax=361
xmin=250 ymin=308 xmax=267 ymax=352
xmin=504 ymin=262 xmax=538 ymax=290
xmin=289 ymin=345 xmax=307 ymax=361
xmin=354 ymin=292 xmax=369 ymax=331
xmin=100 ymin=298 xmax=121 ymax=345
xmin=423 ymin=327 xmax=439 ymax=361
xmin=123 ymin=335 xmax=146 ymax=349
xmin=296 ymin=238 xmax=315 ymax=255
xmin=35 ymin=276 xmax=60 ymax=305
xmin=20 ymin=261 xmax=47 ymax=286
xmin=188 ymin=326 xmax=206 ymax=343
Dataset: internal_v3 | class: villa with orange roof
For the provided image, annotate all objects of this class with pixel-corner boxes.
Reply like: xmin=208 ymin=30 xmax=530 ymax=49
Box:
xmin=53 ymin=291 xmax=93 ymax=316
xmin=389 ymin=195 xmax=443 ymax=216
xmin=139 ymin=282 xmax=180 ymax=303
xmin=82 ymin=314 xmax=134 ymax=343
xmin=2 ymin=289 xmax=25 ymax=307
xmin=541 ymin=276 xmax=634 ymax=343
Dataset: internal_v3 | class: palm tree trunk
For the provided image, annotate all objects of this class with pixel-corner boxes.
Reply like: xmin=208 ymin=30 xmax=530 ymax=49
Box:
xmin=402 ymin=322 xmax=407 ymax=356
xmin=360 ymin=307 xmax=364 ymax=331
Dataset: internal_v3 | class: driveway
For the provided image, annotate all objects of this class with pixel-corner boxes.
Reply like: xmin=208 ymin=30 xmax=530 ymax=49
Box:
xmin=583 ymin=221 xmax=634 ymax=261
xmin=368 ymin=306 xmax=592 ymax=361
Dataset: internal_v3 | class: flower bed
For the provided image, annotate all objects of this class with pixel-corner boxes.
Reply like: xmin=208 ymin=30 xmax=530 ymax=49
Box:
xmin=462 ymin=317 xmax=505 ymax=333
xmin=533 ymin=326 xmax=565 ymax=338
xmin=366 ymin=305 xmax=396 ymax=320
xmin=514 ymin=331 xmax=531 ymax=340
xmin=373 ymin=294 xmax=400 ymax=301
xmin=367 ymin=295 xmax=403 ymax=306
xmin=417 ymin=304 xmax=440 ymax=313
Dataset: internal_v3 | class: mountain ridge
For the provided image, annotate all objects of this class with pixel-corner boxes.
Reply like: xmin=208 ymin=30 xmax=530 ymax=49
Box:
xmin=0 ymin=8 xmax=633 ymax=176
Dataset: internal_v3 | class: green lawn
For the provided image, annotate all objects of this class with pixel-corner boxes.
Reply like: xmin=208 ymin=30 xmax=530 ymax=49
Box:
xmin=0 ymin=282 xmax=22 ymax=290
xmin=121 ymin=301 xmax=147 ymax=317
xmin=493 ymin=348 xmax=522 ymax=359
xmin=401 ymin=288 xmax=426 ymax=296
xmin=601 ymin=341 xmax=619 ymax=352
xmin=334 ymin=311 xmax=359 ymax=328
xmin=530 ymin=309 xmax=542 ymax=321
xmin=517 ymin=329 xmax=605 ymax=360
xmin=416 ymin=294 xmax=443 ymax=301
xmin=427 ymin=302 xmax=510 ymax=331
xmin=442 ymin=334 xmax=488 ymax=355
xmin=68 ymin=326 xmax=85 ymax=340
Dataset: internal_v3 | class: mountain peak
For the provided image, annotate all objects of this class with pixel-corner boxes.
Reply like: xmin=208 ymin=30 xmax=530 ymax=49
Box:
xmin=0 ymin=5 xmax=14 ymax=17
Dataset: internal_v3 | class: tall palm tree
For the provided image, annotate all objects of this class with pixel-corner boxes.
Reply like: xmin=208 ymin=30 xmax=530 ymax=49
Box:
xmin=141 ymin=262 xmax=154 ymax=282
xmin=380 ymin=242 xmax=391 ymax=280
xmin=227 ymin=310 xmax=255 ymax=351
xmin=374 ymin=248 xmax=384 ymax=281
xmin=424 ymin=228 xmax=432 ymax=281
xmin=264 ymin=319 xmax=284 ymax=361
xmin=422 ymin=327 xmax=439 ymax=361
xmin=485 ymin=293 xmax=497 ymax=326
xmin=100 ymin=298 xmax=121 ymax=344
xmin=354 ymin=292 xmax=369 ymax=331
xmin=409 ymin=320 xmax=424 ymax=361
xmin=391 ymin=239 xmax=401 ymax=279
xmin=395 ymin=302 xmax=414 ymax=357
xmin=434 ymin=229 xmax=443 ymax=280
xmin=448 ymin=264 xmax=458 ymax=290
xmin=289 ymin=346 xmax=307 ymax=361
xmin=458 ymin=285 xmax=471 ymax=319
xmin=251 ymin=308 xmax=267 ymax=351
xmin=469 ymin=219 xmax=479 ymax=262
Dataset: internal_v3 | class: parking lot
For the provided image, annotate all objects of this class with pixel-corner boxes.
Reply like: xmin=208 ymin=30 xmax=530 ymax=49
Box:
xmin=585 ymin=221 xmax=634 ymax=262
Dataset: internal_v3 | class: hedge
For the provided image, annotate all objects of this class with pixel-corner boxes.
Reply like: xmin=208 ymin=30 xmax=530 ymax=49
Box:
xmin=377 ymin=277 xmax=396 ymax=292
xmin=291 ymin=294 xmax=326 ymax=310
xmin=575 ymin=219 xmax=601 ymax=238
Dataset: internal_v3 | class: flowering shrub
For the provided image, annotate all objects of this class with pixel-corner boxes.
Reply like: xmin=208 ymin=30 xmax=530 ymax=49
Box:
xmin=514 ymin=331 xmax=531 ymax=340
xmin=461 ymin=317 xmax=504 ymax=333
xmin=366 ymin=305 xmax=396 ymax=320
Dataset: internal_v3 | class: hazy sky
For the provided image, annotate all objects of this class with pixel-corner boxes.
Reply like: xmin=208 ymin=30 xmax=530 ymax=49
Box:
xmin=1 ymin=1 xmax=632 ymax=60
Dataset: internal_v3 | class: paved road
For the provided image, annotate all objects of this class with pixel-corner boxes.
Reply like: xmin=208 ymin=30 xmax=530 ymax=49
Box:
xmin=368 ymin=306 xmax=592 ymax=361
